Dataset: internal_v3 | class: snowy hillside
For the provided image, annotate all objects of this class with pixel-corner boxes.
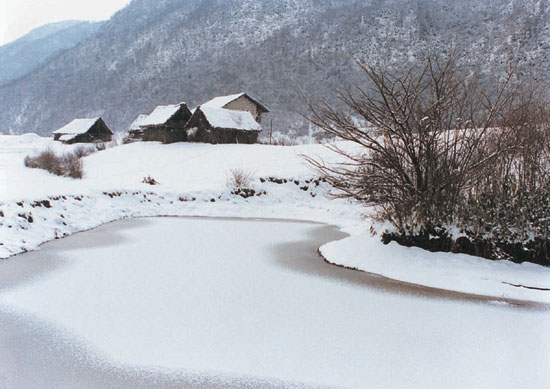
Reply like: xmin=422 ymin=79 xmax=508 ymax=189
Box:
xmin=0 ymin=20 xmax=102 ymax=86
xmin=0 ymin=0 xmax=549 ymax=135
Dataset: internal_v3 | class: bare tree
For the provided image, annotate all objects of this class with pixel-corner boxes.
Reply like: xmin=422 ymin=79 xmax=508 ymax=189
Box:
xmin=460 ymin=87 xmax=550 ymax=264
xmin=307 ymin=55 xmax=515 ymax=233
xmin=306 ymin=54 xmax=550 ymax=265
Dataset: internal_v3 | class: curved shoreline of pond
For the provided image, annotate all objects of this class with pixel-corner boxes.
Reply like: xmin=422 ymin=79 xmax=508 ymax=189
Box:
xmin=317 ymin=248 xmax=549 ymax=310
xmin=1 ymin=217 xmax=342 ymax=388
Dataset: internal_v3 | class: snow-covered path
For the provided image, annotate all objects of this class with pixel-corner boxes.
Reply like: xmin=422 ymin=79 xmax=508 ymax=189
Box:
xmin=0 ymin=217 xmax=548 ymax=388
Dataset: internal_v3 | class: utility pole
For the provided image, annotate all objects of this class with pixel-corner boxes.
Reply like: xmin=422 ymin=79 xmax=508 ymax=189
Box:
xmin=269 ymin=118 xmax=273 ymax=145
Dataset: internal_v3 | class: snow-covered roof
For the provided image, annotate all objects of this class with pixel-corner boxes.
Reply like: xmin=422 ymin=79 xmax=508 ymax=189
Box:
xmin=53 ymin=118 xmax=100 ymax=135
xmin=59 ymin=134 xmax=78 ymax=142
xmin=141 ymin=103 xmax=186 ymax=126
xmin=202 ymin=93 xmax=269 ymax=112
xmin=200 ymin=107 xmax=262 ymax=131
xmin=129 ymin=114 xmax=149 ymax=130
xmin=202 ymin=93 xmax=245 ymax=109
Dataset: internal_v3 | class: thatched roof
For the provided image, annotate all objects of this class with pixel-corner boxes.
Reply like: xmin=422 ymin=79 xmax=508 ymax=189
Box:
xmin=199 ymin=107 xmax=261 ymax=131
xmin=141 ymin=102 xmax=190 ymax=126
xmin=53 ymin=117 xmax=101 ymax=135
xmin=202 ymin=93 xmax=270 ymax=112
xmin=129 ymin=114 xmax=149 ymax=130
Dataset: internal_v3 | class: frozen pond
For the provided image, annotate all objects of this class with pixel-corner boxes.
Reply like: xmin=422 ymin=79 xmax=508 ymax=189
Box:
xmin=0 ymin=217 xmax=549 ymax=388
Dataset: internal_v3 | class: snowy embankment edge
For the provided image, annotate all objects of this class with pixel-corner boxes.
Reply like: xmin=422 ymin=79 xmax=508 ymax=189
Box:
xmin=0 ymin=181 xmax=363 ymax=260
xmin=319 ymin=232 xmax=550 ymax=305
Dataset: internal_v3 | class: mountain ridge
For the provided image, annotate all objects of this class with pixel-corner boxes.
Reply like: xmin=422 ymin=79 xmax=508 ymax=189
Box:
xmin=0 ymin=0 xmax=548 ymax=136
xmin=0 ymin=20 xmax=103 ymax=86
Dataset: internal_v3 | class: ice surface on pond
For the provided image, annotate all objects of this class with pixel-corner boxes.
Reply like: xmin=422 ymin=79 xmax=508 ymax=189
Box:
xmin=0 ymin=217 xmax=548 ymax=388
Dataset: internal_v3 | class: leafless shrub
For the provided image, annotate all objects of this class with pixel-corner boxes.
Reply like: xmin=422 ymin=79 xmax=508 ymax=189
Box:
xmin=24 ymin=148 xmax=83 ymax=179
xmin=307 ymin=55 xmax=515 ymax=231
xmin=73 ymin=146 xmax=96 ymax=159
xmin=23 ymin=155 xmax=37 ymax=169
xmin=306 ymin=54 xmax=549 ymax=264
xmin=269 ymin=134 xmax=296 ymax=146
xmin=259 ymin=132 xmax=296 ymax=146
xmin=142 ymin=175 xmax=159 ymax=185
xmin=459 ymin=89 xmax=550 ymax=261
xmin=227 ymin=168 xmax=254 ymax=188
xmin=63 ymin=153 xmax=84 ymax=179
xmin=24 ymin=148 xmax=63 ymax=176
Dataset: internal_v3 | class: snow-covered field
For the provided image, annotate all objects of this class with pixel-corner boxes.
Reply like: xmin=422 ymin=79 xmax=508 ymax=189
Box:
xmin=1 ymin=217 xmax=549 ymax=388
xmin=1 ymin=134 xmax=549 ymax=304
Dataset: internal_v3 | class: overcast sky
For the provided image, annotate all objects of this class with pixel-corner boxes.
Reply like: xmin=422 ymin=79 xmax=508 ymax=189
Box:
xmin=0 ymin=0 xmax=130 ymax=45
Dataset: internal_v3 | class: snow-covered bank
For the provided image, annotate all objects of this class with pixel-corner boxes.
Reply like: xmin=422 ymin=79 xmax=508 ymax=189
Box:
xmin=0 ymin=187 xmax=360 ymax=259
xmin=320 ymin=233 xmax=550 ymax=305
xmin=1 ymin=134 xmax=549 ymax=304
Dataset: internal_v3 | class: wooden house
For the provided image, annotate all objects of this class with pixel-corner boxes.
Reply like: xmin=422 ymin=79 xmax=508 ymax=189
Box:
xmin=124 ymin=114 xmax=149 ymax=143
xmin=53 ymin=117 xmax=113 ymax=144
xmin=184 ymin=106 xmax=261 ymax=144
xmin=201 ymin=93 xmax=269 ymax=124
xmin=139 ymin=102 xmax=192 ymax=143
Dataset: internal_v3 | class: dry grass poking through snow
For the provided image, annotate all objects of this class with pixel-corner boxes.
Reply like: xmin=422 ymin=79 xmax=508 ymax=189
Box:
xmin=227 ymin=168 xmax=255 ymax=188
xmin=142 ymin=175 xmax=160 ymax=185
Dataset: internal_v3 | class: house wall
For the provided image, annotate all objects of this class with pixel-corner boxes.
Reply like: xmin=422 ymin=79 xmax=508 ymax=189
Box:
xmin=191 ymin=128 xmax=259 ymax=144
xmin=166 ymin=106 xmax=192 ymax=128
xmin=65 ymin=133 xmax=112 ymax=144
xmin=139 ymin=105 xmax=192 ymax=144
xmin=224 ymin=96 xmax=261 ymax=123
xmin=209 ymin=128 xmax=259 ymax=144
xmin=142 ymin=126 xmax=186 ymax=144
xmin=183 ymin=111 xmax=209 ymax=143
xmin=92 ymin=120 xmax=113 ymax=141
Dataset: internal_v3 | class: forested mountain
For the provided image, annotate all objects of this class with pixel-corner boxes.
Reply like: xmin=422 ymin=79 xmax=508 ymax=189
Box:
xmin=0 ymin=20 xmax=102 ymax=86
xmin=0 ymin=0 xmax=548 ymax=136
